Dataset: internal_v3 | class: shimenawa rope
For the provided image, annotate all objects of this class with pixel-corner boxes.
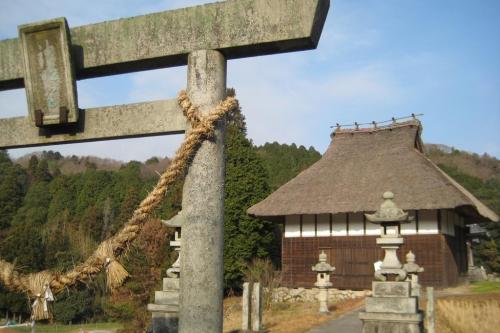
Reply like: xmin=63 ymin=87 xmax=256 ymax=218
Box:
xmin=0 ymin=91 xmax=238 ymax=320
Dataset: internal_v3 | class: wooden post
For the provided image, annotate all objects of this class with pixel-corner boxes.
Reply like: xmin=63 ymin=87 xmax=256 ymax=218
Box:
xmin=251 ymin=283 xmax=263 ymax=332
xmin=242 ymin=282 xmax=251 ymax=331
xmin=179 ymin=49 xmax=226 ymax=333
xmin=426 ymin=287 xmax=435 ymax=333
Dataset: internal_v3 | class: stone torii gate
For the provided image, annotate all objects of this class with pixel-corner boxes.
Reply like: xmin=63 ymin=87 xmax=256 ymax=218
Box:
xmin=0 ymin=1 xmax=330 ymax=332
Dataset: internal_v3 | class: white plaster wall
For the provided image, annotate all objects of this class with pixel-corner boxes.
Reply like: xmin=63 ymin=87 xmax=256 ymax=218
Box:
xmin=348 ymin=212 xmax=364 ymax=236
xmin=365 ymin=212 xmax=380 ymax=236
xmin=386 ymin=225 xmax=399 ymax=236
xmin=332 ymin=213 xmax=347 ymax=236
xmin=285 ymin=209 xmax=452 ymax=238
xmin=317 ymin=214 xmax=330 ymax=237
xmin=418 ymin=210 xmax=438 ymax=234
xmin=284 ymin=215 xmax=300 ymax=238
xmin=401 ymin=210 xmax=417 ymax=235
xmin=302 ymin=214 xmax=316 ymax=237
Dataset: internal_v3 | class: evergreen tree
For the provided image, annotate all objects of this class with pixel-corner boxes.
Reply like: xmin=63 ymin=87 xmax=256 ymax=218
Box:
xmin=44 ymin=210 xmax=74 ymax=271
xmin=0 ymin=151 xmax=27 ymax=230
xmin=27 ymin=155 xmax=52 ymax=183
xmin=28 ymin=155 xmax=38 ymax=175
xmin=223 ymin=100 xmax=276 ymax=290
xmin=255 ymin=142 xmax=321 ymax=190
xmin=1 ymin=220 xmax=44 ymax=272
xmin=474 ymin=239 xmax=500 ymax=273
xmin=2 ymin=180 xmax=50 ymax=274
xmin=0 ymin=284 xmax=27 ymax=318
xmin=54 ymin=287 xmax=95 ymax=324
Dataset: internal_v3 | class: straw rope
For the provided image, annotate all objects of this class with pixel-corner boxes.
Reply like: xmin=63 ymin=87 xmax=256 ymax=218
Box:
xmin=0 ymin=90 xmax=237 ymax=319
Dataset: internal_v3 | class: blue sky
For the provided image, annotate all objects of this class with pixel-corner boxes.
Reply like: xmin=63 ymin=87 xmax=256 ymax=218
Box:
xmin=1 ymin=0 xmax=499 ymax=161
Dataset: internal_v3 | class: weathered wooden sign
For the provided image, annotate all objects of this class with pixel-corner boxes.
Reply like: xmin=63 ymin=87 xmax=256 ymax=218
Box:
xmin=19 ymin=18 xmax=78 ymax=126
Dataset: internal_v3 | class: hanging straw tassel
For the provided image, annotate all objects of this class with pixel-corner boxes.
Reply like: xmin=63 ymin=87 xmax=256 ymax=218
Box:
xmin=28 ymin=272 xmax=54 ymax=321
xmin=96 ymin=241 xmax=129 ymax=290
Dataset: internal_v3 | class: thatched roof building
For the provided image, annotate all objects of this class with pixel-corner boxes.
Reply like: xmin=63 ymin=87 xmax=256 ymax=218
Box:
xmin=248 ymin=120 xmax=498 ymax=289
xmin=248 ymin=120 xmax=498 ymax=223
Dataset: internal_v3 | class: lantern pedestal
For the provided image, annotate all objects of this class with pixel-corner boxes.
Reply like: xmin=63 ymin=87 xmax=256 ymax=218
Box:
xmin=374 ymin=237 xmax=407 ymax=282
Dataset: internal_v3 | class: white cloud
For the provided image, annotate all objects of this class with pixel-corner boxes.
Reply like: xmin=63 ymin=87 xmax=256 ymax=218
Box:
xmin=228 ymin=56 xmax=326 ymax=148
xmin=225 ymin=54 xmax=407 ymax=154
xmin=326 ymin=66 xmax=402 ymax=105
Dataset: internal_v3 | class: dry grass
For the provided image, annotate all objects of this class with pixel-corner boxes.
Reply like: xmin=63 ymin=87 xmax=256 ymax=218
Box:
xmin=420 ymin=287 xmax=500 ymax=333
xmin=433 ymin=294 xmax=500 ymax=333
xmin=420 ymin=283 xmax=500 ymax=333
xmin=243 ymin=258 xmax=283 ymax=310
xmin=223 ymin=296 xmax=364 ymax=333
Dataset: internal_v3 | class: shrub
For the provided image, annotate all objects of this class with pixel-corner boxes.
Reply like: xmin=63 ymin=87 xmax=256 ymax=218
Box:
xmin=243 ymin=258 xmax=282 ymax=309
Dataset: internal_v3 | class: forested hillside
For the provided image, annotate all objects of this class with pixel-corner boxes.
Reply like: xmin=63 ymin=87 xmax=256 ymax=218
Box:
xmin=426 ymin=144 xmax=499 ymax=181
xmin=0 ymin=123 xmax=498 ymax=327
xmin=425 ymin=145 xmax=500 ymax=273
xmin=255 ymin=142 xmax=321 ymax=190
xmin=0 ymin=151 xmax=179 ymax=326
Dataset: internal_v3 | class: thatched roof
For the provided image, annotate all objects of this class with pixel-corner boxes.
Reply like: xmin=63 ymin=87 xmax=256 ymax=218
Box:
xmin=248 ymin=121 xmax=499 ymax=223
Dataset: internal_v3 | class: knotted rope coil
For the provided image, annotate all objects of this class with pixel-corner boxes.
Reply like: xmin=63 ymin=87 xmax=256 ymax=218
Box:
xmin=0 ymin=91 xmax=238 ymax=320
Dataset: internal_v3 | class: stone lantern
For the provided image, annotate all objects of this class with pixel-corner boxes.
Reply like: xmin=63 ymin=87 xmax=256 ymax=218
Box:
xmin=147 ymin=211 xmax=184 ymax=333
xmin=166 ymin=228 xmax=181 ymax=278
xmin=365 ymin=191 xmax=411 ymax=282
xmin=403 ymin=251 xmax=424 ymax=297
xmin=311 ymin=250 xmax=335 ymax=313
xmin=359 ymin=192 xmax=423 ymax=333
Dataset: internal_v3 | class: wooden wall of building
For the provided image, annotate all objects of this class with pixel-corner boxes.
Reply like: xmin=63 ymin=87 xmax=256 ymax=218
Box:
xmin=281 ymin=230 xmax=467 ymax=290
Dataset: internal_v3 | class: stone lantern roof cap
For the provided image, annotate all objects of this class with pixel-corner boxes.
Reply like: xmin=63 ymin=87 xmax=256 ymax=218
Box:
xmin=312 ymin=262 xmax=335 ymax=272
xmin=312 ymin=251 xmax=335 ymax=272
xmin=365 ymin=191 xmax=412 ymax=224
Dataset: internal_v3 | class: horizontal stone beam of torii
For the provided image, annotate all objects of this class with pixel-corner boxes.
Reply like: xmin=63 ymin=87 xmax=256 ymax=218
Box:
xmin=0 ymin=1 xmax=330 ymax=332
xmin=0 ymin=0 xmax=329 ymax=148
xmin=0 ymin=0 xmax=329 ymax=88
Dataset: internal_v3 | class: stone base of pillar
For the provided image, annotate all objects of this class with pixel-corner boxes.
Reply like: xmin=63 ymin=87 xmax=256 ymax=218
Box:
xmin=467 ymin=266 xmax=487 ymax=282
xmin=359 ymin=281 xmax=423 ymax=333
xmin=359 ymin=312 xmax=423 ymax=333
xmin=150 ymin=312 xmax=178 ymax=333
xmin=147 ymin=278 xmax=180 ymax=333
